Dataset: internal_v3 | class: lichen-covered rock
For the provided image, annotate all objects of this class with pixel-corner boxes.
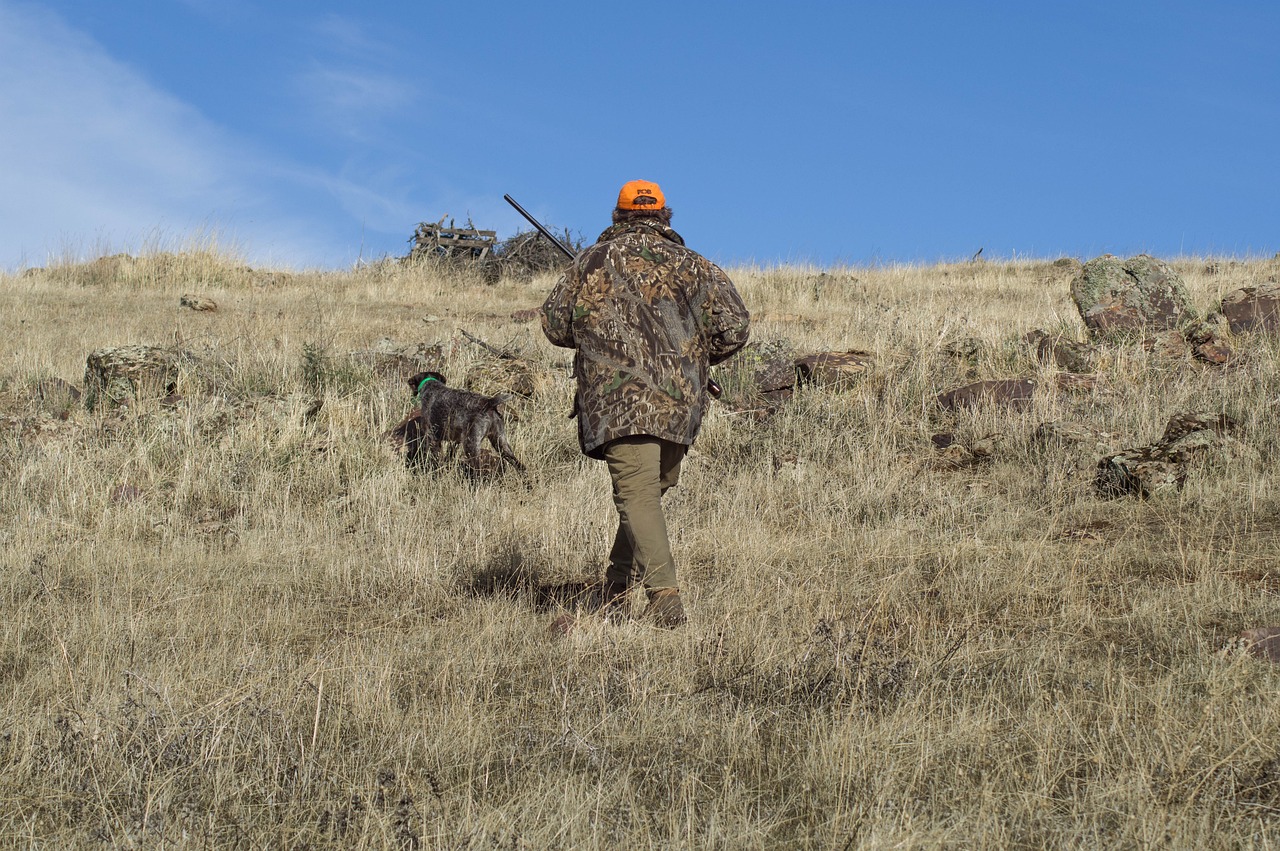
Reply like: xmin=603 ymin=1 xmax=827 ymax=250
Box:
xmin=1142 ymin=330 xmax=1192 ymax=360
xmin=713 ymin=339 xmax=797 ymax=408
xmin=942 ymin=337 xmax=984 ymax=363
xmin=83 ymin=345 xmax=182 ymax=411
xmin=936 ymin=379 xmax=1035 ymax=411
xmin=1237 ymin=627 xmax=1280 ymax=663
xmin=1071 ymin=254 xmax=1198 ymax=342
xmin=179 ymin=294 xmax=218 ymax=312
xmin=1033 ymin=421 xmax=1123 ymax=454
xmin=350 ymin=339 xmax=446 ymax=381
xmin=1183 ymin=320 xmax=1234 ymax=365
xmin=1024 ymin=329 xmax=1099 ymax=373
xmin=1096 ymin=410 xmax=1248 ymax=498
xmin=1220 ymin=283 xmax=1280 ymax=334
xmin=794 ymin=351 xmax=874 ymax=388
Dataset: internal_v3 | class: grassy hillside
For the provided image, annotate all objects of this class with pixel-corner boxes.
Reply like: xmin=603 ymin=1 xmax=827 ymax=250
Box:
xmin=2 ymin=251 xmax=1280 ymax=848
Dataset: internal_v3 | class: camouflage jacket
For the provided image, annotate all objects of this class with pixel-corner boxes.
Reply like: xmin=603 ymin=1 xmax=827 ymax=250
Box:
xmin=541 ymin=218 xmax=750 ymax=458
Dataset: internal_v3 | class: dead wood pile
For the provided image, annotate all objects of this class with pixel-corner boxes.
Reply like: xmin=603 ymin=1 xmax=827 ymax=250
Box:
xmin=493 ymin=228 xmax=583 ymax=281
xmin=404 ymin=217 xmax=581 ymax=283
xmin=407 ymin=217 xmax=496 ymax=261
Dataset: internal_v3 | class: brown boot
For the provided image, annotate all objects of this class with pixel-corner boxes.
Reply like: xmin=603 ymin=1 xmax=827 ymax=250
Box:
xmin=645 ymin=588 xmax=686 ymax=628
xmin=597 ymin=581 xmax=632 ymax=623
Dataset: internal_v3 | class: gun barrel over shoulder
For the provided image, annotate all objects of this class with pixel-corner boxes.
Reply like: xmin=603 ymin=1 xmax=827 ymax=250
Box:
xmin=505 ymin=193 xmax=723 ymax=400
xmin=503 ymin=195 xmax=575 ymax=261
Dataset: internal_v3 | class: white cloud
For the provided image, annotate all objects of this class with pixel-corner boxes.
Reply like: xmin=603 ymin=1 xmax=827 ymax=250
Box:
xmin=296 ymin=67 xmax=416 ymax=142
xmin=173 ymin=0 xmax=257 ymax=25
xmin=0 ymin=2 xmax=410 ymax=269
xmin=294 ymin=15 xmax=417 ymax=144
xmin=309 ymin=13 xmax=390 ymax=58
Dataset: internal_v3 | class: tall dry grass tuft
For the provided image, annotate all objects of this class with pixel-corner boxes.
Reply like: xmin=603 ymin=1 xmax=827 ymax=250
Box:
xmin=2 ymin=250 xmax=1280 ymax=847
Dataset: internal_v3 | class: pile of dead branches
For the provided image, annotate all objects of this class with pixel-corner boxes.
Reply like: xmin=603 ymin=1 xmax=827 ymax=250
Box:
xmin=493 ymin=228 xmax=584 ymax=281
xmin=402 ymin=217 xmax=585 ymax=284
xmin=404 ymin=217 xmax=501 ymax=282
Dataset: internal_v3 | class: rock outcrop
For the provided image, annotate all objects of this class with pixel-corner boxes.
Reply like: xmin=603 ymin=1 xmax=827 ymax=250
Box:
xmin=794 ymin=351 xmax=874 ymax=388
xmin=1024 ymin=329 xmax=1099 ymax=373
xmin=936 ymin=379 xmax=1035 ymax=411
xmin=84 ymin=345 xmax=183 ymax=411
xmin=1071 ymin=254 xmax=1197 ymax=342
xmin=1220 ymin=283 xmax=1280 ymax=334
xmin=1095 ymin=412 xmax=1247 ymax=498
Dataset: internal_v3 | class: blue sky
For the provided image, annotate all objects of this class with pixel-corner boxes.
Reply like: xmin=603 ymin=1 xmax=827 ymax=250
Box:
xmin=1 ymin=1 xmax=1277 ymax=270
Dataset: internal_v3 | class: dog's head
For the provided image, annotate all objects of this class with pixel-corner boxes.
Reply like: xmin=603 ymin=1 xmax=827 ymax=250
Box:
xmin=407 ymin=370 xmax=447 ymax=394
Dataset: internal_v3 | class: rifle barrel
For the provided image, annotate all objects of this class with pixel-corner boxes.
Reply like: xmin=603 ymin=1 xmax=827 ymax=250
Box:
xmin=503 ymin=195 xmax=575 ymax=261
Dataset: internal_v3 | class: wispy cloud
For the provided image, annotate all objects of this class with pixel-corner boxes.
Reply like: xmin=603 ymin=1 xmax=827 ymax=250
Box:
xmin=295 ymin=67 xmax=416 ymax=142
xmin=309 ymin=12 xmax=392 ymax=58
xmin=0 ymin=2 xmax=415 ymax=268
xmin=173 ymin=0 xmax=256 ymax=25
xmin=294 ymin=14 xmax=417 ymax=143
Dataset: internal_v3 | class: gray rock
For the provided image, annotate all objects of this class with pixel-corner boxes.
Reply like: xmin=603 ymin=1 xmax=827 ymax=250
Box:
xmin=1024 ymin=329 xmax=1099 ymax=373
xmin=1034 ymin=421 xmax=1123 ymax=454
xmin=84 ymin=345 xmax=182 ymax=411
xmin=1071 ymin=254 xmax=1198 ymax=342
xmin=1096 ymin=411 xmax=1247 ymax=498
xmin=794 ymin=351 xmax=874 ymax=388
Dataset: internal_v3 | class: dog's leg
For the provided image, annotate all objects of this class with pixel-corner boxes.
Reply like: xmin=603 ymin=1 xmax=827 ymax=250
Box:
xmin=422 ymin=412 xmax=446 ymax=468
xmin=404 ymin=417 xmax=428 ymax=470
xmin=463 ymin=418 xmax=487 ymax=467
xmin=488 ymin=422 xmax=526 ymax=473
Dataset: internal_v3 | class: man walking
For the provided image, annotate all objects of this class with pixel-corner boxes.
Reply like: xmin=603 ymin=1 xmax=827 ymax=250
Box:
xmin=541 ymin=180 xmax=750 ymax=627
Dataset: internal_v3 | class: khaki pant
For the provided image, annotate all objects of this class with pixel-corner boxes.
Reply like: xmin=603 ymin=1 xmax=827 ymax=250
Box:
xmin=602 ymin=436 xmax=687 ymax=591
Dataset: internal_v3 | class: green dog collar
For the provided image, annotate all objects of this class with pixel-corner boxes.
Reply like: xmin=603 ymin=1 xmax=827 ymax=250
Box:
xmin=416 ymin=376 xmax=439 ymax=394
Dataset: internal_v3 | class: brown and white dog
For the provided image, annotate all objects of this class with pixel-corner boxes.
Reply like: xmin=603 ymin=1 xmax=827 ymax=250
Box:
xmin=387 ymin=371 xmax=525 ymax=474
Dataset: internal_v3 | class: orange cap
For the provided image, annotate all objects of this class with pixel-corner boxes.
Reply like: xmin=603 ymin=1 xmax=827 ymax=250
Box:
xmin=616 ymin=180 xmax=665 ymax=211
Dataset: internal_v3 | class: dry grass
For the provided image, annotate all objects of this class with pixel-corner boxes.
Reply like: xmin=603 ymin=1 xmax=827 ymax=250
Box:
xmin=3 ymin=250 xmax=1280 ymax=848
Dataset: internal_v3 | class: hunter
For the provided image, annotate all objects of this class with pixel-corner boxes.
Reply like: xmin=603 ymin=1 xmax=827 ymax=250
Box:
xmin=541 ymin=180 xmax=750 ymax=627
